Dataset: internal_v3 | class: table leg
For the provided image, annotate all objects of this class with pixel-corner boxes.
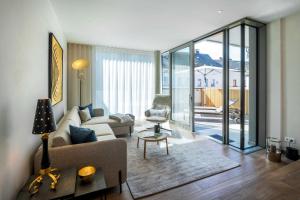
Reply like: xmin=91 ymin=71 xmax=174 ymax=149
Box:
xmin=144 ymin=140 xmax=147 ymax=159
xmin=137 ymin=137 xmax=139 ymax=148
xmin=166 ymin=138 xmax=169 ymax=155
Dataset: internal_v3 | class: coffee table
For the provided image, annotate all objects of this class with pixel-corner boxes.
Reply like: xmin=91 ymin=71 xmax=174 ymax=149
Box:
xmin=137 ymin=130 xmax=169 ymax=159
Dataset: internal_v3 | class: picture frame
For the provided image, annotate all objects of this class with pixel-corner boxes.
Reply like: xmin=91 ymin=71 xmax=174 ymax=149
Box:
xmin=48 ymin=32 xmax=63 ymax=106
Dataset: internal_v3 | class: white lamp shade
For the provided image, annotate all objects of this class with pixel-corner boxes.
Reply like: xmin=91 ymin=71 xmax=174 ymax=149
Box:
xmin=72 ymin=59 xmax=89 ymax=70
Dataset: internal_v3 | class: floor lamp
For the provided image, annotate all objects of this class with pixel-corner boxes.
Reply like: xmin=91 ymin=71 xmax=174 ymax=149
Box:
xmin=72 ymin=59 xmax=89 ymax=106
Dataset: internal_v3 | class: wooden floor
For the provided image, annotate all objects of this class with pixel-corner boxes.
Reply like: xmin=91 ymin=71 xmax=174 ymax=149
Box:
xmin=99 ymin=125 xmax=299 ymax=200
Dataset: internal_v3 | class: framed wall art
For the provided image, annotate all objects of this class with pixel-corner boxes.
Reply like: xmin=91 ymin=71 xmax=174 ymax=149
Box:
xmin=49 ymin=32 xmax=63 ymax=106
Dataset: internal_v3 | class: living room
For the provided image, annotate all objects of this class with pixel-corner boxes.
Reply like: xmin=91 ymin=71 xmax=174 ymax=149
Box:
xmin=1 ymin=0 xmax=300 ymax=199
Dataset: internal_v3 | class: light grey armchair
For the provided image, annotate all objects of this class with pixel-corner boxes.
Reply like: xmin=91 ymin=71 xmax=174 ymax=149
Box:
xmin=145 ymin=94 xmax=171 ymax=131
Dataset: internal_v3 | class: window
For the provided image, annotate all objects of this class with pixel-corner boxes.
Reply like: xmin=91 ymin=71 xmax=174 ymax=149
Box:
xmin=161 ymin=53 xmax=170 ymax=94
xmin=92 ymin=46 xmax=155 ymax=119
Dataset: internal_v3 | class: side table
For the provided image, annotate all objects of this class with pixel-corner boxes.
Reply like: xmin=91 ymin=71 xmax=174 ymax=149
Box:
xmin=75 ymin=168 xmax=107 ymax=200
xmin=17 ymin=168 xmax=76 ymax=200
xmin=17 ymin=167 xmax=107 ymax=200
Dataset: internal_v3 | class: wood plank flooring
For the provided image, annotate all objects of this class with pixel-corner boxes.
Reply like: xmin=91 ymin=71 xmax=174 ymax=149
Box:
xmin=96 ymin=125 xmax=298 ymax=200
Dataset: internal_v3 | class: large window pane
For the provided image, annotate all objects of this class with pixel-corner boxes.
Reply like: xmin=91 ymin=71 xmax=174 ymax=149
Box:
xmin=161 ymin=53 xmax=170 ymax=94
xmin=172 ymin=47 xmax=190 ymax=124
xmin=229 ymin=26 xmax=242 ymax=148
xmin=194 ymin=33 xmax=224 ymax=140
xmin=244 ymin=25 xmax=257 ymax=148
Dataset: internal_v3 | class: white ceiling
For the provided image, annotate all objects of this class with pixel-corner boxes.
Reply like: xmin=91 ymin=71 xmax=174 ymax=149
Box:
xmin=51 ymin=0 xmax=300 ymax=51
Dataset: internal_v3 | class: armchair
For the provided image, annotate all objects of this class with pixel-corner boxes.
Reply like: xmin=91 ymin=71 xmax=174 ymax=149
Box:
xmin=145 ymin=94 xmax=171 ymax=131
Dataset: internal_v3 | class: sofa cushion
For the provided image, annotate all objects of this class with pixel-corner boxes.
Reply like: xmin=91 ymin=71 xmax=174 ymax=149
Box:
xmin=81 ymin=124 xmax=114 ymax=136
xmin=82 ymin=116 xmax=134 ymax=127
xmin=66 ymin=107 xmax=81 ymax=126
xmin=146 ymin=116 xmax=167 ymax=123
xmin=97 ymin=135 xmax=116 ymax=141
xmin=52 ymin=119 xmax=72 ymax=147
xmin=79 ymin=107 xmax=92 ymax=122
xmin=69 ymin=125 xmax=97 ymax=144
xmin=149 ymin=109 xmax=167 ymax=118
xmin=79 ymin=103 xmax=95 ymax=117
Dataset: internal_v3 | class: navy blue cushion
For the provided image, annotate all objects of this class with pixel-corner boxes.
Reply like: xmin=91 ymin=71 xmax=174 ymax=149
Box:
xmin=69 ymin=125 xmax=97 ymax=144
xmin=79 ymin=104 xmax=95 ymax=117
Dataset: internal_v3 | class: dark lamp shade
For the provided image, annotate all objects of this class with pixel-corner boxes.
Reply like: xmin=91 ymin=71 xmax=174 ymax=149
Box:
xmin=32 ymin=99 xmax=57 ymax=134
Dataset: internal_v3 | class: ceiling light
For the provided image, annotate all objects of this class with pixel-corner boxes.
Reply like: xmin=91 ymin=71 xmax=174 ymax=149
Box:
xmin=217 ymin=10 xmax=224 ymax=14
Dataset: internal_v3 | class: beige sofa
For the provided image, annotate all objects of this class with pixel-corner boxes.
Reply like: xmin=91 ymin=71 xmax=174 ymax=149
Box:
xmin=34 ymin=106 xmax=128 ymax=189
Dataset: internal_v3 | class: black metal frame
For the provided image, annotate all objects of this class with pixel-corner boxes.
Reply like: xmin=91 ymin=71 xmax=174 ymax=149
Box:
xmin=161 ymin=18 xmax=265 ymax=150
xmin=224 ymin=30 xmax=229 ymax=145
xmin=240 ymin=24 xmax=246 ymax=150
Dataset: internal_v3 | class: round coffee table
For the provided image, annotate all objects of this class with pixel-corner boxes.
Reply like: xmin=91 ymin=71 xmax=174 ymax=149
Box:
xmin=137 ymin=130 xmax=169 ymax=159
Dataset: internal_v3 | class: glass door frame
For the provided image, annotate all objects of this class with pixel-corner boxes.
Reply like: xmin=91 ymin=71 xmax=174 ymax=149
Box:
xmin=226 ymin=23 xmax=259 ymax=150
xmin=169 ymin=42 xmax=195 ymax=131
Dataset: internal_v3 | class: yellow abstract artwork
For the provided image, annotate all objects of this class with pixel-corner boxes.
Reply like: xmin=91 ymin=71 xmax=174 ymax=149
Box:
xmin=49 ymin=33 xmax=63 ymax=105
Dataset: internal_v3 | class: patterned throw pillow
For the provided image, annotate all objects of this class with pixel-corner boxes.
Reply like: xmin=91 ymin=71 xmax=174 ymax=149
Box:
xmin=79 ymin=107 xmax=92 ymax=122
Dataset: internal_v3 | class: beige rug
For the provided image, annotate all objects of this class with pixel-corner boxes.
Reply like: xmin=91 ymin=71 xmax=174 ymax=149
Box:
xmin=126 ymin=132 xmax=240 ymax=199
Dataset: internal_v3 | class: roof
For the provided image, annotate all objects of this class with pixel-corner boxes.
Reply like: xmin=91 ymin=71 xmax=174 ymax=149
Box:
xmin=195 ymin=50 xmax=222 ymax=67
xmin=162 ymin=51 xmax=249 ymax=71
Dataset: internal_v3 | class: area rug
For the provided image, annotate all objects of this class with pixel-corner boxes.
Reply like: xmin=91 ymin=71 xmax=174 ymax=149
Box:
xmin=126 ymin=137 xmax=240 ymax=199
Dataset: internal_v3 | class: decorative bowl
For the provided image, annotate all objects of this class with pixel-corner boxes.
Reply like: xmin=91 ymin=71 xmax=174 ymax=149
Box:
xmin=78 ymin=166 xmax=96 ymax=183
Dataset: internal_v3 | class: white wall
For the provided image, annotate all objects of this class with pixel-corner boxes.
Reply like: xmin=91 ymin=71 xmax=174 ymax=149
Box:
xmin=0 ymin=0 xmax=67 ymax=199
xmin=267 ymin=11 xmax=300 ymax=150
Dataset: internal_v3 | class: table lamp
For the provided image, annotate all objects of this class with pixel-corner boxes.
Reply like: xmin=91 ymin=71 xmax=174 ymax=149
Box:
xmin=72 ymin=58 xmax=89 ymax=106
xmin=29 ymin=99 xmax=60 ymax=195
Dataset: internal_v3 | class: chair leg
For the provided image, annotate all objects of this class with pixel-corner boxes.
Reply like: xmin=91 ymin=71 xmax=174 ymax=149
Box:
xmin=119 ymin=170 xmax=122 ymax=193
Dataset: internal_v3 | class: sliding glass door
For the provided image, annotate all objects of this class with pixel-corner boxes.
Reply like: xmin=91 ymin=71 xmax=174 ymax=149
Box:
xmin=171 ymin=46 xmax=192 ymax=127
xmin=191 ymin=25 xmax=258 ymax=149
xmin=165 ymin=19 xmax=264 ymax=150
xmin=228 ymin=25 xmax=257 ymax=149
xmin=194 ymin=32 xmax=224 ymax=140
xmin=228 ymin=26 xmax=242 ymax=148
xmin=244 ymin=25 xmax=257 ymax=148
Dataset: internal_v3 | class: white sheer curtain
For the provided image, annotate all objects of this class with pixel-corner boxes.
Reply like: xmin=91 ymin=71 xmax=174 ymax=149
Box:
xmin=92 ymin=46 xmax=155 ymax=119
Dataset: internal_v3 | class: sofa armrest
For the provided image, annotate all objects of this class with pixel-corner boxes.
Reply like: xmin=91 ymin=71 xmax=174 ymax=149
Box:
xmin=93 ymin=108 xmax=104 ymax=117
xmin=34 ymin=139 xmax=127 ymax=187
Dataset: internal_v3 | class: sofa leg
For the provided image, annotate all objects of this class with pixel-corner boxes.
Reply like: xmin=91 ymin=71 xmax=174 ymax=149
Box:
xmin=129 ymin=126 xmax=132 ymax=136
xmin=119 ymin=170 xmax=122 ymax=193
